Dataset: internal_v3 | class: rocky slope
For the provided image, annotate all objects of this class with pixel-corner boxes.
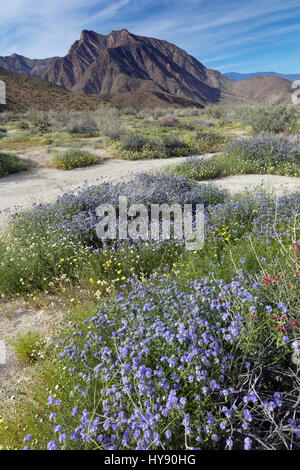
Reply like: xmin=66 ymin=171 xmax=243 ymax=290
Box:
xmin=0 ymin=67 xmax=109 ymax=112
xmin=42 ymin=29 xmax=225 ymax=105
xmin=229 ymin=75 xmax=293 ymax=104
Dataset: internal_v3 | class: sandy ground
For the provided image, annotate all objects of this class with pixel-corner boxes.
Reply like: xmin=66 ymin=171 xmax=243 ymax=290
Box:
xmin=0 ymin=151 xmax=299 ymax=228
xmin=0 ymin=301 xmax=64 ymax=414
xmin=0 ymin=152 xmax=216 ymax=227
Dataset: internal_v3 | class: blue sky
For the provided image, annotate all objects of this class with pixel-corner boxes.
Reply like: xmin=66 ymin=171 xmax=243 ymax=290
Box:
xmin=0 ymin=0 xmax=299 ymax=73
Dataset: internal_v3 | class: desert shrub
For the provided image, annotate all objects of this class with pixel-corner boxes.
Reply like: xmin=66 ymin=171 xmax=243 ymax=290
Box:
xmin=51 ymin=110 xmax=72 ymax=128
xmin=157 ymin=115 xmax=179 ymax=127
xmin=227 ymin=135 xmax=300 ymax=164
xmin=201 ymin=104 xmax=230 ymax=120
xmin=0 ymin=127 xmax=7 ymax=139
xmin=24 ymin=111 xmax=51 ymax=134
xmin=0 ymin=152 xmax=28 ymax=176
xmin=66 ymin=112 xmax=98 ymax=135
xmin=142 ymin=118 xmax=155 ymax=125
xmin=170 ymin=155 xmax=223 ymax=180
xmin=122 ymin=107 xmax=137 ymax=116
xmin=120 ymin=134 xmax=147 ymax=152
xmin=36 ymin=119 xmax=50 ymax=134
xmin=150 ymin=108 xmax=167 ymax=119
xmin=245 ymin=104 xmax=298 ymax=134
xmin=24 ymin=110 xmax=47 ymax=123
xmin=16 ymin=121 xmax=30 ymax=130
xmin=189 ymin=120 xmax=215 ymax=128
xmin=171 ymin=136 xmax=300 ymax=180
xmin=177 ymin=107 xmax=201 ymax=117
xmin=194 ymin=131 xmax=229 ymax=153
xmin=12 ymin=331 xmax=45 ymax=364
xmin=0 ymin=112 xmax=7 ymax=123
xmin=112 ymin=134 xmax=192 ymax=159
xmin=159 ymin=134 xmax=186 ymax=153
xmin=94 ymin=107 xmax=125 ymax=139
xmin=222 ymin=135 xmax=300 ymax=176
xmin=136 ymin=109 xmax=150 ymax=119
xmin=0 ymin=111 xmax=18 ymax=122
xmin=49 ymin=149 xmax=100 ymax=170
xmin=136 ymin=108 xmax=169 ymax=120
xmin=217 ymin=117 xmax=235 ymax=127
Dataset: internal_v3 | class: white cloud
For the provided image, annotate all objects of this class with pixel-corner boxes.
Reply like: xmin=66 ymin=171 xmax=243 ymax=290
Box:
xmin=0 ymin=0 xmax=298 ymax=73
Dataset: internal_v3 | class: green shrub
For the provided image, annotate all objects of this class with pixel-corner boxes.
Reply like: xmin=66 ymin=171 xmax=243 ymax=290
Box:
xmin=12 ymin=331 xmax=45 ymax=364
xmin=94 ymin=107 xmax=125 ymax=139
xmin=49 ymin=150 xmax=100 ymax=170
xmin=122 ymin=107 xmax=137 ymax=116
xmin=194 ymin=131 xmax=229 ymax=153
xmin=66 ymin=112 xmax=98 ymax=135
xmin=120 ymin=134 xmax=148 ymax=152
xmin=171 ymin=139 xmax=300 ymax=180
xmin=112 ymin=134 xmax=192 ymax=160
xmin=245 ymin=104 xmax=298 ymax=133
xmin=0 ymin=152 xmax=28 ymax=176
xmin=177 ymin=107 xmax=201 ymax=117
xmin=1 ymin=112 xmax=19 ymax=122
xmin=16 ymin=121 xmax=30 ymax=130
xmin=200 ymin=104 xmax=230 ymax=120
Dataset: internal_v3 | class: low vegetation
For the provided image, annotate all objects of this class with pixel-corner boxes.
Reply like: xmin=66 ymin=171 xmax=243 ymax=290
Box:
xmin=0 ymin=151 xmax=28 ymax=176
xmin=170 ymin=135 xmax=300 ymax=179
xmin=244 ymin=104 xmax=298 ymax=134
xmin=49 ymin=149 xmax=101 ymax=170
xmin=12 ymin=331 xmax=46 ymax=364
xmin=111 ymin=134 xmax=193 ymax=159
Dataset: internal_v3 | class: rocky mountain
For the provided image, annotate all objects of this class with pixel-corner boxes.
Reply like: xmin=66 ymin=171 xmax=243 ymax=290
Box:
xmin=225 ymin=71 xmax=300 ymax=82
xmin=0 ymin=54 xmax=57 ymax=77
xmin=0 ymin=29 xmax=294 ymax=110
xmin=42 ymin=29 xmax=231 ymax=105
xmin=227 ymin=75 xmax=294 ymax=104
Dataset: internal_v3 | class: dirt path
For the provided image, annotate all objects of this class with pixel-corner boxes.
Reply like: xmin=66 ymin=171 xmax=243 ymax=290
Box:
xmin=202 ymin=174 xmax=300 ymax=195
xmin=1 ymin=153 xmax=299 ymax=228
xmin=0 ymin=153 xmax=216 ymax=227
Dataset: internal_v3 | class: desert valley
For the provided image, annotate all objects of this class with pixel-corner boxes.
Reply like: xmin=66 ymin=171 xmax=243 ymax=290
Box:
xmin=0 ymin=17 xmax=299 ymax=453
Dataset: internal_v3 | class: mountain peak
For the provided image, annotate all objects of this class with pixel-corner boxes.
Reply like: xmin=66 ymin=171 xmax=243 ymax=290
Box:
xmin=80 ymin=29 xmax=100 ymax=40
xmin=109 ymin=28 xmax=132 ymax=39
xmin=2 ymin=29 xmax=290 ymax=109
xmin=111 ymin=28 xmax=129 ymax=34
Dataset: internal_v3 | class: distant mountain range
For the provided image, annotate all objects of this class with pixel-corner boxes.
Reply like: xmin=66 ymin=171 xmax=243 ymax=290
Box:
xmin=0 ymin=54 xmax=58 ymax=77
xmin=225 ymin=71 xmax=300 ymax=82
xmin=0 ymin=29 xmax=294 ymax=111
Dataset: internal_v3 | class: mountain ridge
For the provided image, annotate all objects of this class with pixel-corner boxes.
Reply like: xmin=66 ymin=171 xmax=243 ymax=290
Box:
xmin=225 ymin=71 xmax=300 ymax=82
xmin=0 ymin=29 xmax=294 ymax=110
xmin=41 ymin=29 xmax=225 ymax=106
